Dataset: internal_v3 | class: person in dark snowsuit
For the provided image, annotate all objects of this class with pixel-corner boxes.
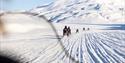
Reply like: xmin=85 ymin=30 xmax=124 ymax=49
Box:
xmin=63 ymin=26 xmax=68 ymax=36
xmin=83 ymin=27 xmax=85 ymax=31
xmin=67 ymin=26 xmax=71 ymax=36
xmin=87 ymin=28 xmax=90 ymax=30
xmin=76 ymin=29 xmax=79 ymax=33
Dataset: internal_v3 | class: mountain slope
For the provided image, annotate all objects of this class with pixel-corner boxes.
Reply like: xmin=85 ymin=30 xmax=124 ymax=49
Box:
xmin=30 ymin=0 xmax=125 ymax=24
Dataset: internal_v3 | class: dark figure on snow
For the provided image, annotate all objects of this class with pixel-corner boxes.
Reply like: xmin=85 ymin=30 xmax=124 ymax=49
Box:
xmin=63 ymin=26 xmax=68 ymax=36
xmin=87 ymin=28 xmax=90 ymax=30
xmin=76 ymin=29 xmax=79 ymax=33
xmin=83 ymin=27 xmax=85 ymax=31
xmin=67 ymin=26 xmax=71 ymax=36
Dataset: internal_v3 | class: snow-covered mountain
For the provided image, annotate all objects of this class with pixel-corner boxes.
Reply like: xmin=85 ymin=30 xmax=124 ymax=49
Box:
xmin=30 ymin=0 xmax=125 ymax=24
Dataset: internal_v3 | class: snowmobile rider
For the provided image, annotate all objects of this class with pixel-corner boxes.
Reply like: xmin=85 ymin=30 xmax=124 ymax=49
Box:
xmin=63 ymin=26 xmax=68 ymax=36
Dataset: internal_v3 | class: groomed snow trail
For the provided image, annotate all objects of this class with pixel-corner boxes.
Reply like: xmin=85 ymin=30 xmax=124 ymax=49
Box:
xmin=1 ymin=30 xmax=125 ymax=63
xmin=35 ymin=30 xmax=125 ymax=63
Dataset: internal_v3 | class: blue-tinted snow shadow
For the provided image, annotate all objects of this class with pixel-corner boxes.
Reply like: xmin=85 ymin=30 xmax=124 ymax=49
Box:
xmin=100 ymin=24 xmax=125 ymax=30
xmin=83 ymin=24 xmax=125 ymax=30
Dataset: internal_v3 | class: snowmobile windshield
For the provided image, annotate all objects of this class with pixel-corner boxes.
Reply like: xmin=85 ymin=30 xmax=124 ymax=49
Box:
xmin=0 ymin=12 xmax=79 ymax=63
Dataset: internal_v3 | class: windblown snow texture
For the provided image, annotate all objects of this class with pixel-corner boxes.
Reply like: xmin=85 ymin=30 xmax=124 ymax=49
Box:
xmin=30 ymin=0 xmax=125 ymax=24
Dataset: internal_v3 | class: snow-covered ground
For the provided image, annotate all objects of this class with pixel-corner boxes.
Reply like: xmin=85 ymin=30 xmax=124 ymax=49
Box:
xmin=0 ymin=13 xmax=125 ymax=63
xmin=31 ymin=0 xmax=125 ymax=24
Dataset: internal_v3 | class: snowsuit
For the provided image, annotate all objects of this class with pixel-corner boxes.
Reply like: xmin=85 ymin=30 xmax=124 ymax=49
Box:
xmin=88 ymin=28 xmax=90 ymax=30
xmin=83 ymin=28 xmax=85 ymax=31
xmin=76 ymin=29 xmax=79 ymax=33
xmin=63 ymin=26 xmax=68 ymax=36
xmin=67 ymin=27 xmax=71 ymax=36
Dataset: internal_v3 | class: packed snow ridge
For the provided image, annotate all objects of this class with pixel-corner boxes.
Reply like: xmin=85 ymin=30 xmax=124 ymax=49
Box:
xmin=30 ymin=0 xmax=125 ymax=24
